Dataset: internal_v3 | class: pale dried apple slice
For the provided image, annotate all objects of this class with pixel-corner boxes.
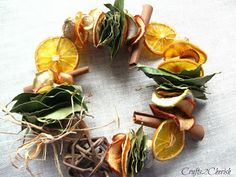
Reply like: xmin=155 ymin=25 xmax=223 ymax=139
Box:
xmin=178 ymin=117 xmax=195 ymax=131
xmin=152 ymin=89 xmax=190 ymax=108
xmin=149 ymin=104 xmax=178 ymax=122
xmin=130 ymin=15 xmax=145 ymax=45
xmin=176 ymin=93 xmax=196 ymax=117
xmin=106 ymin=133 xmax=126 ymax=175
xmin=149 ymin=104 xmax=195 ymax=131
xmin=126 ymin=14 xmax=138 ymax=42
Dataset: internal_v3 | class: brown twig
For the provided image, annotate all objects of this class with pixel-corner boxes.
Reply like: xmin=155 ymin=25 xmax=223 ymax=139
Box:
xmin=63 ymin=134 xmax=110 ymax=176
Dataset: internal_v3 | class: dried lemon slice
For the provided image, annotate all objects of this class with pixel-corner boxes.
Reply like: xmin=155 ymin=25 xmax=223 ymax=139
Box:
xmin=163 ymin=40 xmax=207 ymax=64
xmin=152 ymin=120 xmax=185 ymax=160
xmin=144 ymin=22 xmax=176 ymax=55
xmin=35 ymin=36 xmax=79 ymax=73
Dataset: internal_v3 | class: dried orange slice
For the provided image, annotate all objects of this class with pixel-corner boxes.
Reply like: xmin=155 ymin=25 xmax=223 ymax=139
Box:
xmin=144 ymin=22 xmax=176 ymax=55
xmin=89 ymin=8 xmax=103 ymax=20
xmin=158 ymin=58 xmax=204 ymax=76
xmin=74 ymin=11 xmax=89 ymax=48
xmin=35 ymin=37 xmax=79 ymax=73
xmin=163 ymin=40 xmax=207 ymax=64
xmin=152 ymin=120 xmax=185 ymax=160
xmin=121 ymin=135 xmax=131 ymax=177
xmin=93 ymin=12 xmax=105 ymax=47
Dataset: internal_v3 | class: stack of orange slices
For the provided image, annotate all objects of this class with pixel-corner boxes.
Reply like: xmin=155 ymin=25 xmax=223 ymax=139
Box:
xmin=144 ymin=22 xmax=207 ymax=77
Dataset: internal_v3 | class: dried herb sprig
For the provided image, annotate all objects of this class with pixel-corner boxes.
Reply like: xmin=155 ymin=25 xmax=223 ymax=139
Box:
xmin=136 ymin=64 xmax=217 ymax=99
xmin=127 ymin=126 xmax=148 ymax=177
xmin=9 ymin=84 xmax=87 ymax=132
xmin=98 ymin=0 xmax=125 ymax=58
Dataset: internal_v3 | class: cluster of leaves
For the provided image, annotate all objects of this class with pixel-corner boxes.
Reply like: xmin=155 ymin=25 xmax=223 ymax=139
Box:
xmin=9 ymin=85 xmax=87 ymax=130
xmin=137 ymin=64 xmax=217 ymax=99
xmin=98 ymin=0 xmax=125 ymax=58
xmin=127 ymin=126 xmax=148 ymax=177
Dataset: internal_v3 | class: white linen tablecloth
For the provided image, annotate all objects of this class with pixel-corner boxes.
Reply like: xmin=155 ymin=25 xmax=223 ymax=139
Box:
xmin=0 ymin=0 xmax=236 ymax=176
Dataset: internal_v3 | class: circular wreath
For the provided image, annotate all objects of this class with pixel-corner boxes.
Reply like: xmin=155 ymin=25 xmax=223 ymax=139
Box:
xmin=1 ymin=0 xmax=217 ymax=177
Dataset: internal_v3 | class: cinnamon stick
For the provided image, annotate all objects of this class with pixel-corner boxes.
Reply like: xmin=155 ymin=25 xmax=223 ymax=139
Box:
xmin=133 ymin=111 xmax=161 ymax=128
xmin=129 ymin=4 xmax=153 ymax=66
xmin=133 ymin=111 xmax=204 ymax=141
xmin=186 ymin=124 xmax=204 ymax=141
xmin=68 ymin=66 xmax=89 ymax=77
xmin=23 ymin=66 xmax=89 ymax=93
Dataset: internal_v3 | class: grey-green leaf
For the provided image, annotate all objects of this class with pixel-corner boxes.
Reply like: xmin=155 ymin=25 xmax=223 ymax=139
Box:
xmin=178 ymin=64 xmax=202 ymax=78
xmin=114 ymin=0 xmax=124 ymax=11
xmin=37 ymin=104 xmax=82 ymax=123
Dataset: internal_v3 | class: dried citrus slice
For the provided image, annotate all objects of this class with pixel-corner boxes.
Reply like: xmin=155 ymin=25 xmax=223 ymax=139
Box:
xmin=89 ymin=8 xmax=103 ymax=20
xmin=35 ymin=37 xmax=79 ymax=73
xmin=158 ymin=58 xmax=204 ymax=76
xmin=121 ymin=135 xmax=131 ymax=177
xmin=74 ymin=11 xmax=88 ymax=48
xmin=93 ymin=12 xmax=105 ymax=47
xmin=163 ymin=40 xmax=207 ymax=64
xmin=152 ymin=120 xmax=185 ymax=160
xmin=80 ymin=15 xmax=94 ymax=30
xmin=144 ymin=22 xmax=176 ymax=55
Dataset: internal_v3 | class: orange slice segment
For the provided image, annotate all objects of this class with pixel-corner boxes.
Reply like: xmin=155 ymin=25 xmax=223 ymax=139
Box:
xmin=35 ymin=37 xmax=79 ymax=73
xmin=74 ymin=11 xmax=89 ymax=48
xmin=93 ymin=12 xmax=105 ymax=47
xmin=89 ymin=8 xmax=103 ymax=20
xmin=152 ymin=120 xmax=185 ymax=160
xmin=158 ymin=58 xmax=204 ymax=76
xmin=121 ymin=134 xmax=131 ymax=177
xmin=144 ymin=22 xmax=176 ymax=55
xmin=163 ymin=40 xmax=207 ymax=64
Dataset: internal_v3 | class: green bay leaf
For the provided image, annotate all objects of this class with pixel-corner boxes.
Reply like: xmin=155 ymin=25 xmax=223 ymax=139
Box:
xmin=10 ymin=100 xmax=50 ymax=113
xmin=37 ymin=104 xmax=82 ymax=123
xmin=136 ymin=64 xmax=216 ymax=99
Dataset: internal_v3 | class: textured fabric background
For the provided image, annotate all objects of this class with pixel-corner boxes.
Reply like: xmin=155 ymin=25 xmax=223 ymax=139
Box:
xmin=0 ymin=0 xmax=236 ymax=177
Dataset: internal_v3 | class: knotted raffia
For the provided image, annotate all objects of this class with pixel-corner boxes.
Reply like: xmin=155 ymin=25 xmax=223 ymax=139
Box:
xmin=1 ymin=105 xmax=90 ymax=177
